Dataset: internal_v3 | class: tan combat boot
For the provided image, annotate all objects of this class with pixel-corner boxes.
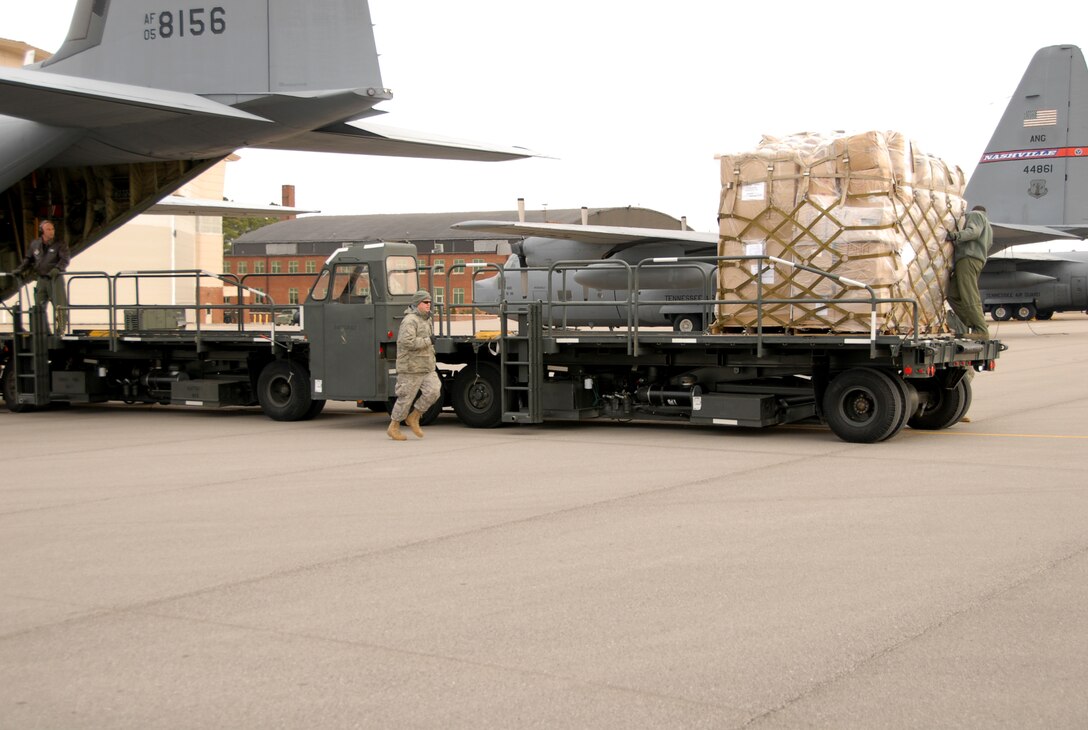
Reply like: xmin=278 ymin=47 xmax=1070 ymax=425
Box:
xmin=405 ymin=409 xmax=424 ymax=438
xmin=387 ymin=420 xmax=407 ymax=441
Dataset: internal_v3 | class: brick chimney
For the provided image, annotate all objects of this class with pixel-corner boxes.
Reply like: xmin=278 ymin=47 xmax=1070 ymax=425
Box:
xmin=281 ymin=185 xmax=296 ymax=220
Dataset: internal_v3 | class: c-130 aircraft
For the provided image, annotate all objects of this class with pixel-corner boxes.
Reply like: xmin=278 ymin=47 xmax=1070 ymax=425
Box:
xmin=456 ymin=44 xmax=1088 ymax=331
xmin=0 ymin=0 xmax=533 ymax=301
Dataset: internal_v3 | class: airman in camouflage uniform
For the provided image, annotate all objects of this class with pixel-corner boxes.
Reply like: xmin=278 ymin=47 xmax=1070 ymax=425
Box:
xmin=388 ymin=290 xmax=440 ymax=440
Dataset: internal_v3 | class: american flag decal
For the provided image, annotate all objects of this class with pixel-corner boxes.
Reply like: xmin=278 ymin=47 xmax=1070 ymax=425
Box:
xmin=1023 ymin=109 xmax=1058 ymax=127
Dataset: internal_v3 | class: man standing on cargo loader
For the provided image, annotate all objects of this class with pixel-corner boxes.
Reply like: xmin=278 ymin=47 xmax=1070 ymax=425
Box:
xmin=15 ymin=220 xmax=70 ymax=334
xmin=388 ymin=290 xmax=440 ymax=441
xmin=947 ymin=205 xmax=993 ymax=339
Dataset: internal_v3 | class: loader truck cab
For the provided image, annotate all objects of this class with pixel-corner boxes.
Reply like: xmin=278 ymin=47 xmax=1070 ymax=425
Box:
xmin=303 ymin=242 xmax=421 ymax=406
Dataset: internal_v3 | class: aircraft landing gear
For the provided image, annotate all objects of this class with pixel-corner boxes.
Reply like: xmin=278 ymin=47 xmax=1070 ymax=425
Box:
xmin=1014 ymin=303 xmax=1037 ymax=320
xmin=672 ymin=313 xmax=704 ymax=333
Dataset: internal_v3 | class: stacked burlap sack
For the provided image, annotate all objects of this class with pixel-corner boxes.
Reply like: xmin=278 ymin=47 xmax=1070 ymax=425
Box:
xmin=715 ymin=131 xmax=965 ymax=334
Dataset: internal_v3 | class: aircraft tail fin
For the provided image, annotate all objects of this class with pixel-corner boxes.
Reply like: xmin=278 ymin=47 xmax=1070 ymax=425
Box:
xmin=965 ymin=44 xmax=1088 ymax=251
xmin=41 ymin=0 xmax=386 ymax=97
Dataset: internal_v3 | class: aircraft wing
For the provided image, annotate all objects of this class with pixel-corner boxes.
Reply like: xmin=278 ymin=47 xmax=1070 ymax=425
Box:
xmin=0 ymin=67 xmax=270 ymax=127
xmin=253 ymin=120 xmax=539 ymax=162
xmin=145 ymin=196 xmax=317 ymax=218
xmin=453 ymin=220 xmax=718 ymax=249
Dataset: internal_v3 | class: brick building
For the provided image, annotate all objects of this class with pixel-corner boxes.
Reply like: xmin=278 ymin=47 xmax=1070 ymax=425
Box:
xmin=226 ymin=207 xmax=684 ymax=314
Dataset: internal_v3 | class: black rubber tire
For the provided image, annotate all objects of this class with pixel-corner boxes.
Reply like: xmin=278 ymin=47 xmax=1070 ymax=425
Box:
xmin=951 ymin=378 xmax=974 ymax=424
xmin=991 ymin=305 xmax=1012 ymax=322
xmin=1036 ymin=309 xmax=1054 ymax=320
xmin=672 ymin=313 xmax=703 ymax=333
xmin=452 ymin=361 xmax=503 ymax=428
xmin=1014 ymin=303 xmax=1036 ymax=321
xmin=878 ymin=370 xmax=918 ymax=442
xmin=908 ymin=377 xmax=972 ymax=431
xmin=304 ymin=398 xmax=326 ymax=420
xmin=822 ymin=368 xmax=906 ymax=444
xmin=257 ymin=360 xmax=316 ymax=421
xmin=419 ymin=387 xmax=445 ymax=426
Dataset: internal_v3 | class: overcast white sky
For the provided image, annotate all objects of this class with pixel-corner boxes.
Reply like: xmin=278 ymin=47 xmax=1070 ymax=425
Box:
xmin=2 ymin=1 xmax=1077 ymax=233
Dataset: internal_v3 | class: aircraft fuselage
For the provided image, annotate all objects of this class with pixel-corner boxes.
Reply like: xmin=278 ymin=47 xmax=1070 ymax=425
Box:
xmin=981 ymin=252 xmax=1088 ymax=318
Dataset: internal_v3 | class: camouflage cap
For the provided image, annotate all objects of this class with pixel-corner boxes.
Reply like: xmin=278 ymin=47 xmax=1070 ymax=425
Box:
xmin=412 ymin=290 xmax=432 ymax=304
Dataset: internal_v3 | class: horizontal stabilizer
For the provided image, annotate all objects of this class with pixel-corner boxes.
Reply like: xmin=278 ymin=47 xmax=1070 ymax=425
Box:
xmin=453 ymin=220 xmax=717 ymax=248
xmin=987 ymin=250 xmax=1088 ymax=265
xmin=255 ymin=121 xmax=539 ymax=162
xmin=0 ymin=68 xmax=269 ymax=127
xmin=991 ymin=222 xmax=1080 ymax=250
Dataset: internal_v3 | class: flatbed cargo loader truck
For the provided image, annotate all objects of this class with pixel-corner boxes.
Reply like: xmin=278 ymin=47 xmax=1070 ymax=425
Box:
xmin=1 ymin=242 xmax=1003 ymax=443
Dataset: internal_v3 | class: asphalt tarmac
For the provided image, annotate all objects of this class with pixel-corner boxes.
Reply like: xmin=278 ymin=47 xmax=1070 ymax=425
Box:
xmin=2 ymin=315 xmax=1087 ymax=728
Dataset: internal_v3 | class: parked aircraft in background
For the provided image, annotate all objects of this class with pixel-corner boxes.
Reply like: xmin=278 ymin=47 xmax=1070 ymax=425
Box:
xmin=454 ymin=213 xmax=719 ymax=332
xmin=457 ymin=44 xmax=1088 ymax=330
xmin=982 ymin=251 xmax=1088 ymax=321
xmin=0 ymin=0 xmax=532 ymax=300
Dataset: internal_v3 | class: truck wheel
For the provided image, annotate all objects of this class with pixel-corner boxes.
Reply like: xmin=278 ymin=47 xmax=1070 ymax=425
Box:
xmin=1014 ymin=303 xmax=1036 ymax=321
xmin=879 ymin=370 xmax=918 ymax=442
xmin=1036 ymin=309 xmax=1054 ymax=320
xmin=822 ymin=368 xmax=905 ymax=443
xmin=991 ymin=305 xmax=1012 ymax=321
xmin=419 ymin=392 xmax=444 ymax=426
xmin=304 ymin=399 xmax=326 ymax=419
xmin=257 ymin=360 xmax=316 ymax=421
xmin=908 ymin=377 xmax=972 ymax=431
xmin=452 ymin=361 xmax=502 ymax=428
xmin=1 ymin=366 xmax=34 ymax=413
xmin=672 ymin=313 xmax=703 ymax=333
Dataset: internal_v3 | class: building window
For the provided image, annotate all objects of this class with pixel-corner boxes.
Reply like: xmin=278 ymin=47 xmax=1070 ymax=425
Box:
xmin=433 ymin=242 xmax=445 ymax=253
xmin=433 ymin=259 xmax=445 ymax=274
xmin=288 ymin=288 xmax=299 ymax=304
xmin=453 ymin=258 xmax=465 ymax=273
xmin=288 ymin=260 xmax=298 ymax=274
xmin=271 ymin=261 xmax=281 ymax=274
xmin=472 ymin=258 xmax=485 ymax=266
xmin=254 ymin=261 xmax=266 ymax=274
xmin=223 ymin=261 xmax=231 ymax=274
xmin=452 ymin=288 xmax=465 ymax=305
xmin=237 ymin=261 xmax=248 ymax=274
xmin=305 ymin=260 xmax=316 ymax=273
xmin=434 ymin=286 xmax=444 ymax=304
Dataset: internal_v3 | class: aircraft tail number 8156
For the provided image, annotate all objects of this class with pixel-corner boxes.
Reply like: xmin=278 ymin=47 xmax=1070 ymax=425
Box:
xmin=143 ymin=8 xmax=227 ymax=40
